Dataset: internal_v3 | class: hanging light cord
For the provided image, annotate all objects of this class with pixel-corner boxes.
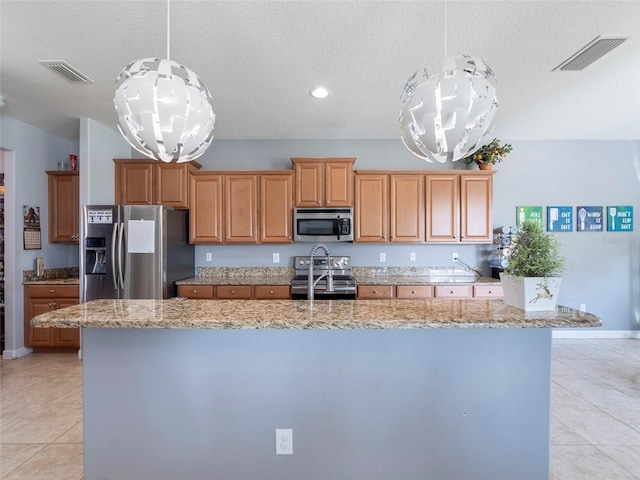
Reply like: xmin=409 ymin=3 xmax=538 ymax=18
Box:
xmin=444 ymin=0 xmax=447 ymax=57
xmin=166 ymin=0 xmax=171 ymax=60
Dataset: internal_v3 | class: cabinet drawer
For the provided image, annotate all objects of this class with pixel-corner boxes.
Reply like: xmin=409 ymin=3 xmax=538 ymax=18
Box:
xmin=216 ymin=285 xmax=252 ymax=299
xmin=25 ymin=285 xmax=79 ymax=299
xmin=396 ymin=285 xmax=434 ymax=299
xmin=254 ymin=285 xmax=290 ymax=299
xmin=177 ymin=285 xmax=214 ymax=299
xmin=473 ymin=285 xmax=504 ymax=299
xmin=434 ymin=285 xmax=473 ymax=299
xmin=357 ymin=285 xmax=394 ymax=299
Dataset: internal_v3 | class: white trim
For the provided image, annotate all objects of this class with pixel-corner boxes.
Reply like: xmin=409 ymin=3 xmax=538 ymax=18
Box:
xmin=2 ymin=347 xmax=33 ymax=359
xmin=552 ymin=330 xmax=640 ymax=339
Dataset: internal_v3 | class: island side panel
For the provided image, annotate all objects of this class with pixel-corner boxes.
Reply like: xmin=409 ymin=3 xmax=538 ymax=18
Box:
xmin=83 ymin=328 xmax=551 ymax=480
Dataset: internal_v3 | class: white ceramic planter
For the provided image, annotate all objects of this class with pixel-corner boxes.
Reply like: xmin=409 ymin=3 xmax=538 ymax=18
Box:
xmin=499 ymin=273 xmax=562 ymax=311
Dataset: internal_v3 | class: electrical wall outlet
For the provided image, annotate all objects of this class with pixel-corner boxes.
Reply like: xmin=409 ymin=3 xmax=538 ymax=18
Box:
xmin=410 ymin=252 xmax=416 ymax=262
xmin=452 ymin=252 xmax=459 ymax=262
xmin=579 ymin=304 xmax=586 ymax=313
xmin=205 ymin=252 xmax=212 ymax=262
xmin=379 ymin=252 xmax=386 ymax=262
xmin=272 ymin=253 xmax=280 ymax=263
xmin=275 ymin=428 xmax=293 ymax=455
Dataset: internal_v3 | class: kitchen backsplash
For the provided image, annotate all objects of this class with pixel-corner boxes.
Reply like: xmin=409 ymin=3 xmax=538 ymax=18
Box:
xmin=23 ymin=267 xmax=79 ymax=283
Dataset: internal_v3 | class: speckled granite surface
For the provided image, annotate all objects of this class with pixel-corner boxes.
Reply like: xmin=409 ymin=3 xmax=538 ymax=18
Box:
xmin=178 ymin=267 xmax=294 ymax=286
xmin=23 ymin=268 xmax=79 ymax=285
xmin=32 ymin=298 xmax=601 ymax=330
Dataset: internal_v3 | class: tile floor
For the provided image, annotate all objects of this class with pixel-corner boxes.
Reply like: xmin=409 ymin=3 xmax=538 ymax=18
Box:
xmin=0 ymin=339 xmax=638 ymax=479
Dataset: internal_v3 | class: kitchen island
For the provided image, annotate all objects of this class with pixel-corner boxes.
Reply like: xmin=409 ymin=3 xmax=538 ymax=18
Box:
xmin=33 ymin=299 xmax=600 ymax=480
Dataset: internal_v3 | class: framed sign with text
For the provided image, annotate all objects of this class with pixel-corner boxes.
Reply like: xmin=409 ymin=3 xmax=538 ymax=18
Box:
xmin=607 ymin=206 xmax=633 ymax=232
xmin=547 ymin=206 xmax=573 ymax=232
xmin=576 ymin=206 xmax=603 ymax=232
xmin=516 ymin=206 xmax=543 ymax=226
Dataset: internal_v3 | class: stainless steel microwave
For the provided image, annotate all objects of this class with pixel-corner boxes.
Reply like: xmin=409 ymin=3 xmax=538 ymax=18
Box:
xmin=293 ymin=208 xmax=354 ymax=242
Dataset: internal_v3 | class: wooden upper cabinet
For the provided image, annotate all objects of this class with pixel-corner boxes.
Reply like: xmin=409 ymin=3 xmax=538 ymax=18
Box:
xmin=260 ymin=173 xmax=293 ymax=243
xmin=460 ymin=174 xmax=493 ymax=243
xmin=292 ymin=158 xmax=355 ymax=207
xmin=390 ymin=175 xmax=424 ymax=242
xmin=114 ymin=159 xmax=201 ymax=208
xmin=425 ymin=172 xmax=494 ymax=243
xmin=355 ymin=174 xmax=388 ymax=242
xmin=189 ymin=172 xmax=223 ymax=244
xmin=225 ymin=175 xmax=258 ymax=243
xmin=47 ymin=171 xmax=79 ymax=243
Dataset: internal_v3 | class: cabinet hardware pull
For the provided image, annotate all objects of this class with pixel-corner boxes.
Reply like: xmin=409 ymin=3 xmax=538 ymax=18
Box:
xmin=231 ymin=290 xmax=236 ymax=294
xmin=269 ymin=290 xmax=274 ymax=294
xmin=193 ymin=290 xmax=197 ymax=294
xmin=373 ymin=290 xmax=378 ymax=294
xmin=412 ymin=290 xmax=416 ymax=294
xmin=50 ymin=289 xmax=55 ymax=293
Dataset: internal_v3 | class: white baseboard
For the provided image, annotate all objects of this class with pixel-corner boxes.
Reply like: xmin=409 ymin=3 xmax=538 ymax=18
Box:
xmin=2 ymin=347 xmax=33 ymax=359
xmin=552 ymin=330 xmax=640 ymax=339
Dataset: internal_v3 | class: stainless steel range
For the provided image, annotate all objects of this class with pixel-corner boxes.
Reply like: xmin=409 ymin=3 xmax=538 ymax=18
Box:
xmin=291 ymin=255 xmax=357 ymax=300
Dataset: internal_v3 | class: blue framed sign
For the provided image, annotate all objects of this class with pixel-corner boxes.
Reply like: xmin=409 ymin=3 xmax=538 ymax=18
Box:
xmin=576 ymin=206 xmax=603 ymax=232
xmin=547 ymin=206 xmax=572 ymax=232
xmin=607 ymin=206 xmax=633 ymax=232
xmin=516 ymin=206 xmax=543 ymax=226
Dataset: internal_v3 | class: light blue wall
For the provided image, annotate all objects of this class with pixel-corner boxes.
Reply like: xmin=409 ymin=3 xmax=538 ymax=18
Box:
xmin=193 ymin=139 xmax=640 ymax=331
xmin=0 ymin=115 xmax=79 ymax=353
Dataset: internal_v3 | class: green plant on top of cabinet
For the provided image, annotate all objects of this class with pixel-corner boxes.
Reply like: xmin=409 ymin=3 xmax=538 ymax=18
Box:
xmin=114 ymin=159 xmax=201 ymax=209
xmin=47 ymin=171 xmax=79 ymax=243
xmin=291 ymin=157 xmax=355 ymax=207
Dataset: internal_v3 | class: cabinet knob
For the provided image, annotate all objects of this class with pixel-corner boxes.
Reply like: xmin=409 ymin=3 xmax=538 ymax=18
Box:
xmin=49 ymin=289 xmax=55 ymax=293
xmin=488 ymin=290 xmax=493 ymax=294
xmin=450 ymin=290 xmax=454 ymax=294
xmin=193 ymin=290 xmax=197 ymax=294
xmin=231 ymin=290 xmax=236 ymax=294
xmin=412 ymin=290 xmax=417 ymax=294
xmin=269 ymin=290 xmax=274 ymax=294
xmin=373 ymin=290 xmax=378 ymax=294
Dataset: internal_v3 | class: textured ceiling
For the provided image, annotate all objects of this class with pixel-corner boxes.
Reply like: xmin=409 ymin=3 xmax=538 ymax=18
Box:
xmin=1 ymin=0 xmax=639 ymax=142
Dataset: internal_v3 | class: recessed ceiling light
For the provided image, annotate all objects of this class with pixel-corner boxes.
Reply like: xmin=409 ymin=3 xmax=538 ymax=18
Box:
xmin=310 ymin=87 xmax=329 ymax=99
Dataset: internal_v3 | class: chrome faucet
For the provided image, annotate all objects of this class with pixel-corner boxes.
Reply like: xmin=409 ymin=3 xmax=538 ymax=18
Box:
xmin=307 ymin=244 xmax=333 ymax=300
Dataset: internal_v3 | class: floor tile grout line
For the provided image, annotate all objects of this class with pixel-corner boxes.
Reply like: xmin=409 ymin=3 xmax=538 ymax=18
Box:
xmin=594 ymin=444 xmax=640 ymax=479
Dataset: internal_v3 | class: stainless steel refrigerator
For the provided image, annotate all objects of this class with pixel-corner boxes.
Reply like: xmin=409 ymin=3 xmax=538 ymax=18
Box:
xmin=80 ymin=205 xmax=194 ymax=302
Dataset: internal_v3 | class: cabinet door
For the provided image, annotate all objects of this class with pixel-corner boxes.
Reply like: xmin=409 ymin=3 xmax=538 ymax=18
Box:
xmin=225 ymin=175 xmax=258 ymax=243
xmin=254 ymin=285 xmax=290 ymax=299
xmin=355 ymin=175 xmax=388 ymax=242
xmin=53 ymin=295 xmax=80 ymax=347
xmin=156 ymin=164 xmax=190 ymax=208
xmin=390 ymin=175 xmax=424 ymax=242
xmin=473 ymin=285 xmax=504 ymax=299
xmin=260 ymin=174 xmax=293 ymax=243
xmin=434 ymin=285 xmax=473 ymax=299
xmin=190 ymin=173 xmax=223 ymax=243
xmin=115 ymin=162 xmax=154 ymax=205
xmin=426 ymin=175 xmax=458 ymax=242
xmin=460 ymin=175 xmax=493 ymax=243
xmin=48 ymin=172 xmax=79 ymax=243
xmin=177 ymin=285 xmax=215 ymax=299
xmin=396 ymin=285 xmax=433 ymax=299
xmin=26 ymin=299 xmax=55 ymax=347
xmin=325 ymin=161 xmax=353 ymax=206
xmin=357 ymin=285 xmax=394 ymax=299
xmin=294 ymin=161 xmax=324 ymax=207
xmin=216 ymin=285 xmax=252 ymax=299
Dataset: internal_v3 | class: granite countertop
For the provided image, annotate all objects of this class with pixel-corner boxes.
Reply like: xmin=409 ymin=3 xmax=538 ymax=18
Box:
xmin=354 ymin=275 xmax=500 ymax=286
xmin=177 ymin=276 xmax=293 ymax=286
xmin=23 ymin=277 xmax=80 ymax=285
xmin=31 ymin=298 xmax=601 ymax=330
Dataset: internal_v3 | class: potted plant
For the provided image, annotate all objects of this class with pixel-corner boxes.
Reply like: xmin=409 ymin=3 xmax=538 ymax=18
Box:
xmin=500 ymin=221 xmax=566 ymax=311
xmin=464 ymin=138 xmax=513 ymax=170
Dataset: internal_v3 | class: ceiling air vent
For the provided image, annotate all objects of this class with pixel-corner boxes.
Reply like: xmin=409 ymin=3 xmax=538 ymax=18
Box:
xmin=552 ymin=36 xmax=629 ymax=71
xmin=39 ymin=60 xmax=94 ymax=83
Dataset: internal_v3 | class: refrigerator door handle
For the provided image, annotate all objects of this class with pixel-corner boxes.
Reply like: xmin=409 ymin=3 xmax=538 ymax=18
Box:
xmin=111 ymin=222 xmax=119 ymax=290
xmin=118 ymin=221 xmax=125 ymax=289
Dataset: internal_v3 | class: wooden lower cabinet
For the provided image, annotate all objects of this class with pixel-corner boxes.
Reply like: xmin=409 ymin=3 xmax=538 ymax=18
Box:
xmin=177 ymin=284 xmax=290 ymax=300
xmin=24 ymin=284 xmax=79 ymax=349
xmin=396 ymin=285 xmax=434 ymax=299
xmin=472 ymin=285 xmax=504 ymax=299
xmin=434 ymin=285 xmax=473 ymax=299
xmin=357 ymin=285 xmax=394 ymax=299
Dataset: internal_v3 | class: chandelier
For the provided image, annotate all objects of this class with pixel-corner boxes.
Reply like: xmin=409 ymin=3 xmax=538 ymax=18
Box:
xmin=400 ymin=54 xmax=498 ymax=163
xmin=113 ymin=1 xmax=215 ymax=163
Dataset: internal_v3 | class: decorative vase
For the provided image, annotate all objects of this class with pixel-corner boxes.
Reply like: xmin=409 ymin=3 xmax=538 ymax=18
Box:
xmin=478 ymin=163 xmax=493 ymax=170
xmin=499 ymin=273 xmax=562 ymax=311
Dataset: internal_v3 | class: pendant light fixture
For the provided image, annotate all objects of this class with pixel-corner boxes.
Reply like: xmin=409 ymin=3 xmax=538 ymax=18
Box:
xmin=114 ymin=0 xmax=215 ymax=163
xmin=399 ymin=1 xmax=498 ymax=163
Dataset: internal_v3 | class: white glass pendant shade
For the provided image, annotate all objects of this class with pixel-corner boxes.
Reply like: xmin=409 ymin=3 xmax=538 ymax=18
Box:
xmin=400 ymin=54 xmax=498 ymax=163
xmin=114 ymin=58 xmax=215 ymax=163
